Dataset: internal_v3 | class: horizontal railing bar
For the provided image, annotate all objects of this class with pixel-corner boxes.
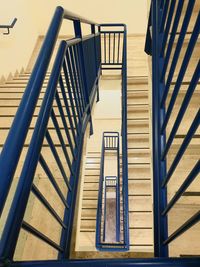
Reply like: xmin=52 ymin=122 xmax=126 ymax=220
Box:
xmin=62 ymin=8 xmax=98 ymax=25
xmin=100 ymin=31 xmax=124 ymax=33
xmin=182 ymin=192 xmax=200 ymax=196
xmin=162 ymin=109 xmax=200 ymax=188
xmin=100 ymin=23 xmax=126 ymax=27
xmin=160 ymin=13 xmax=200 ymax=130
xmin=22 ymin=221 xmax=64 ymax=252
xmin=161 ymin=61 xmax=200 ymax=159
xmin=162 ymin=160 xmax=200 ymax=216
xmin=82 ymin=33 xmax=95 ymax=41
xmin=98 ymin=242 xmax=125 ymax=247
xmin=10 ymin=258 xmax=200 ymax=267
xmin=101 ymin=67 xmax=122 ymax=70
xmin=101 ymin=63 xmax=122 ymax=65
xmin=163 ymin=211 xmax=200 ymax=245
xmin=31 ymin=184 xmax=67 ymax=229
xmin=65 ymin=37 xmax=81 ymax=46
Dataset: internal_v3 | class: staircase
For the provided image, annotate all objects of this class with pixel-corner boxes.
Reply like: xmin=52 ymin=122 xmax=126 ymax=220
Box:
xmin=0 ymin=2 xmax=200 ymax=266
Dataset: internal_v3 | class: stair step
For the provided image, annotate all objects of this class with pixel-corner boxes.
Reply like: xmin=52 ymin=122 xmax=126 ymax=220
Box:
xmin=78 ymin=228 xmax=153 ymax=251
xmin=129 ymin=196 xmax=152 ymax=212
xmin=127 ymin=105 xmax=149 ymax=120
xmin=128 ymin=164 xmax=151 ymax=179
xmin=127 ymin=120 xmax=149 ymax=134
xmin=128 ymin=180 xmax=151 ymax=196
xmin=127 ymin=83 xmax=148 ymax=91
xmin=128 ymin=133 xmax=149 ymax=148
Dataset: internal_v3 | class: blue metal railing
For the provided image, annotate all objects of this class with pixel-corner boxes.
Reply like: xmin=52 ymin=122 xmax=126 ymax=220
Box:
xmin=98 ymin=24 xmax=129 ymax=251
xmin=146 ymin=0 xmax=200 ymax=258
xmin=0 ymin=7 xmax=100 ymax=262
xmin=96 ymin=132 xmax=122 ymax=250
xmin=99 ymin=24 xmax=125 ymax=71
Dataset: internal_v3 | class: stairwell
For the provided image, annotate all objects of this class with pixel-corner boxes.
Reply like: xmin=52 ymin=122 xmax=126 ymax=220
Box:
xmin=0 ymin=2 xmax=200 ymax=260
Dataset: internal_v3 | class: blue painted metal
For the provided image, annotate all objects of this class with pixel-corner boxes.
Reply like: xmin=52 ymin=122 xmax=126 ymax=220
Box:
xmin=160 ymin=0 xmax=196 ymax=107
xmin=0 ymin=0 xmax=199 ymax=265
xmin=163 ymin=211 xmax=200 ymax=245
xmin=96 ymin=132 xmax=125 ymax=250
xmin=0 ymin=7 xmax=100 ymax=263
xmin=100 ymin=24 xmax=126 ymax=70
xmin=146 ymin=0 xmax=200 ymax=259
xmin=0 ymin=6 xmax=65 ymax=217
xmin=162 ymin=160 xmax=200 ymax=216
xmin=151 ymin=0 xmax=168 ymax=257
xmin=9 ymin=257 xmax=200 ymax=267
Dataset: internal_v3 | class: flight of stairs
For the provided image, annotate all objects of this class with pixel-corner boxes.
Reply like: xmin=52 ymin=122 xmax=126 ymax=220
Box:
xmin=0 ymin=71 xmax=76 ymax=260
xmin=73 ymin=75 xmax=154 ymax=258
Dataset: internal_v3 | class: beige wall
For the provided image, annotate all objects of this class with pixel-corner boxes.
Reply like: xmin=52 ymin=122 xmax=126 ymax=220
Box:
xmin=31 ymin=0 xmax=148 ymax=35
xmin=0 ymin=0 xmax=148 ymax=78
xmin=0 ymin=0 xmax=38 ymax=79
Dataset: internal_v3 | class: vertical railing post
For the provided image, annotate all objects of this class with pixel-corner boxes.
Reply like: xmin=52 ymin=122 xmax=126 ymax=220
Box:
xmin=91 ymin=24 xmax=100 ymax=102
xmin=73 ymin=20 xmax=93 ymax=135
xmin=152 ymin=0 xmax=168 ymax=257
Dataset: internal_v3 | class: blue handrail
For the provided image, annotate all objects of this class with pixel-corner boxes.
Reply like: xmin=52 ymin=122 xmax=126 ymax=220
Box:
xmin=146 ymin=0 xmax=200 ymax=258
xmin=96 ymin=23 xmax=129 ymax=251
xmin=0 ymin=7 xmax=99 ymax=217
xmin=96 ymin=132 xmax=123 ymax=250
xmin=0 ymin=7 xmax=100 ymax=262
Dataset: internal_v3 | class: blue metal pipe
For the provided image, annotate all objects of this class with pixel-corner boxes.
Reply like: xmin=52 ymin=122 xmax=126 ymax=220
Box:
xmin=0 ymin=6 xmax=65 ymax=217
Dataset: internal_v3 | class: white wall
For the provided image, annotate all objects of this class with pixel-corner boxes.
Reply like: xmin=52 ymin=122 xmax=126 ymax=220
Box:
xmin=0 ymin=0 xmax=148 ymax=78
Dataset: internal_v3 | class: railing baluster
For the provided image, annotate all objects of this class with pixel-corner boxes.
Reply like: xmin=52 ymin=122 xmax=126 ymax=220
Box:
xmin=163 ymin=211 xmax=200 ymax=245
xmin=22 ymin=221 xmax=64 ymax=252
xmin=59 ymin=75 xmax=78 ymax=146
xmin=39 ymin=154 xmax=69 ymax=209
xmin=160 ymin=0 xmax=184 ymax=77
xmin=66 ymin=49 xmax=82 ymax=120
xmin=69 ymin=46 xmax=84 ymax=116
xmin=109 ymin=32 xmax=111 ymax=64
xmin=162 ymin=160 xmax=200 ymax=216
xmin=161 ymin=13 xmax=200 ymax=130
xmin=113 ymin=32 xmax=116 ymax=63
xmin=45 ymin=129 xmax=72 ymax=191
xmin=31 ymin=184 xmax=67 ymax=228
xmin=160 ymin=0 xmax=176 ymax=57
xmin=159 ymin=0 xmax=170 ymax=33
xmin=55 ymin=90 xmax=76 ymax=160
xmin=63 ymin=59 xmax=80 ymax=135
xmin=104 ymin=32 xmax=106 ymax=63
xmin=73 ymin=45 xmax=87 ymax=111
xmin=162 ymin=110 xmax=200 ymax=187
xmin=161 ymin=61 xmax=200 ymax=159
xmin=117 ymin=33 xmax=121 ymax=63
xmin=51 ymin=109 xmax=74 ymax=175
xmin=160 ymin=2 xmax=197 ymax=107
